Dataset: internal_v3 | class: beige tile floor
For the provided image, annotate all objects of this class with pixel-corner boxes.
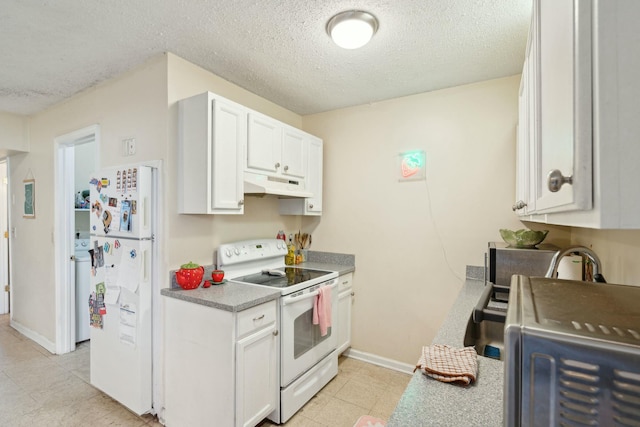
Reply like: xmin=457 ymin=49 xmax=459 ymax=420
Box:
xmin=261 ymin=356 xmax=411 ymax=427
xmin=0 ymin=314 xmax=410 ymax=426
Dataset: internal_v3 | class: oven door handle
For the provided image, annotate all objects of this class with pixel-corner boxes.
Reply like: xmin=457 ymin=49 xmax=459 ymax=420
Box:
xmin=282 ymin=280 xmax=338 ymax=306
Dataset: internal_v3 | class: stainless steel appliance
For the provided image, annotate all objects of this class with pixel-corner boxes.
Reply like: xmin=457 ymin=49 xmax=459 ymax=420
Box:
xmin=504 ymin=275 xmax=640 ymax=426
xmin=218 ymin=239 xmax=339 ymax=424
xmin=487 ymin=242 xmax=560 ymax=287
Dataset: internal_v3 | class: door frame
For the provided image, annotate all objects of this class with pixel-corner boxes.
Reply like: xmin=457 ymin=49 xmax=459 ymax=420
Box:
xmin=0 ymin=160 xmax=9 ymax=315
xmin=54 ymin=124 xmax=100 ymax=354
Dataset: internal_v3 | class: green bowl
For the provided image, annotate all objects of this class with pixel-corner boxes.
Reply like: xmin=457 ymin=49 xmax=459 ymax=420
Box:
xmin=499 ymin=229 xmax=548 ymax=248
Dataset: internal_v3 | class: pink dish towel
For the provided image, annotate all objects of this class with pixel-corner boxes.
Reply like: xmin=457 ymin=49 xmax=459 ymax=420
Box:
xmin=313 ymin=286 xmax=332 ymax=336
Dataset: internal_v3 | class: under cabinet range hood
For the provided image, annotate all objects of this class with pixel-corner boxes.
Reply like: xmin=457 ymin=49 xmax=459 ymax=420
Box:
xmin=244 ymin=171 xmax=313 ymax=198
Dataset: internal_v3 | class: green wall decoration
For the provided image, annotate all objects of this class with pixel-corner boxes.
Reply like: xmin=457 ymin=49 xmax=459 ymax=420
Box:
xmin=23 ymin=179 xmax=35 ymax=218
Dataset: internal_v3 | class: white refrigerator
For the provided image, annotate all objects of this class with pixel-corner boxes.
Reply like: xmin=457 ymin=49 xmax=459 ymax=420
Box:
xmin=88 ymin=165 xmax=155 ymax=415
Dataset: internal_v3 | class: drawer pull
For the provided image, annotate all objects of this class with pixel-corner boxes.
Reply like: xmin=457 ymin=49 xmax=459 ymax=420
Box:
xmin=253 ymin=314 xmax=265 ymax=321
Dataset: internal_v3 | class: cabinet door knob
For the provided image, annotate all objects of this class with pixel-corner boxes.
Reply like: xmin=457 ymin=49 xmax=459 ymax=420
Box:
xmin=275 ymin=162 xmax=280 ymax=169
xmin=284 ymin=165 xmax=289 ymax=172
xmin=238 ymin=199 xmax=244 ymax=206
xmin=350 ymin=292 xmax=355 ymax=296
xmin=273 ymin=330 xmax=279 ymax=336
xmin=547 ymin=169 xmax=573 ymax=192
xmin=308 ymin=204 xmax=314 ymax=209
xmin=512 ymin=200 xmax=527 ymax=211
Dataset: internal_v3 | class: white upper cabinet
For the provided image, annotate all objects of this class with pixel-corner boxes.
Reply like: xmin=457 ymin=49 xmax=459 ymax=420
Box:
xmin=179 ymin=91 xmax=324 ymax=216
xmin=534 ymin=0 xmax=592 ymax=214
xmin=279 ymin=136 xmax=323 ymax=216
xmin=281 ymin=126 xmax=307 ymax=178
xmin=247 ymin=112 xmax=307 ymax=180
xmin=247 ymin=113 xmax=281 ymax=174
xmin=516 ymin=0 xmax=640 ymax=228
xmin=178 ymin=92 xmax=246 ymax=214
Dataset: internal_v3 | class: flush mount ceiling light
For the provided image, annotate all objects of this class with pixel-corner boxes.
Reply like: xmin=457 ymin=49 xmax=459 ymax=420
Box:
xmin=326 ymin=10 xmax=379 ymax=49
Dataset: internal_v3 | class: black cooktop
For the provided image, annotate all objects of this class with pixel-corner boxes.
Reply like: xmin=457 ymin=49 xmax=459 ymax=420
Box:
xmin=234 ymin=267 xmax=332 ymax=288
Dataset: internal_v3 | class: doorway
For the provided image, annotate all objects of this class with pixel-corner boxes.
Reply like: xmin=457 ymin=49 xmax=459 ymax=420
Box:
xmin=54 ymin=125 xmax=99 ymax=354
xmin=0 ymin=160 xmax=8 ymax=315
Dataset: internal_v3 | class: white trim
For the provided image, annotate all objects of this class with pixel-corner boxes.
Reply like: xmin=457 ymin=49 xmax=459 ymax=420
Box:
xmin=342 ymin=348 xmax=415 ymax=375
xmin=145 ymin=160 xmax=164 ymax=419
xmin=10 ymin=318 xmax=56 ymax=353
xmin=0 ymin=160 xmax=8 ymax=314
xmin=53 ymin=124 xmax=100 ymax=355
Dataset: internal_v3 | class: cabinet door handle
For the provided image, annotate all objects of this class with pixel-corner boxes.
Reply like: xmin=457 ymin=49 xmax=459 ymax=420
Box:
xmin=238 ymin=199 xmax=244 ymax=206
xmin=275 ymin=162 xmax=280 ymax=169
xmin=284 ymin=165 xmax=289 ymax=172
xmin=512 ymin=200 xmax=527 ymax=211
xmin=350 ymin=292 xmax=355 ymax=296
xmin=547 ymin=169 xmax=573 ymax=192
xmin=308 ymin=204 xmax=314 ymax=209
xmin=273 ymin=330 xmax=279 ymax=336
xmin=253 ymin=314 xmax=265 ymax=321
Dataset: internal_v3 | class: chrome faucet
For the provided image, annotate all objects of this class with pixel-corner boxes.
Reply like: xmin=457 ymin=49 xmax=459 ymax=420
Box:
xmin=545 ymin=246 xmax=607 ymax=283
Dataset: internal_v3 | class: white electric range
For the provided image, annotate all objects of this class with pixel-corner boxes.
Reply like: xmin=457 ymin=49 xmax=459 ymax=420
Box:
xmin=218 ymin=239 xmax=339 ymax=424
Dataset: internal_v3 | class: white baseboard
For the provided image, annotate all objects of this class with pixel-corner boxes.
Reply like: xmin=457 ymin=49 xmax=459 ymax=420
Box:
xmin=342 ymin=348 xmax=415 ymax=375
xmin=10 ymin=319 xmax=56 ymax=354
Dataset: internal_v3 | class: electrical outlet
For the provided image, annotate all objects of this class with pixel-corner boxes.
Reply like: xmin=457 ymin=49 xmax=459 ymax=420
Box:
xmin=123 ymin=138 xmax=136 ymax=156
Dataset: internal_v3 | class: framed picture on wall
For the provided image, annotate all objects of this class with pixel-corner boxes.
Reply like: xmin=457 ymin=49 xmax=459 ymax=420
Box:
xmin=23 ymin=179 xmax=35 ymax=218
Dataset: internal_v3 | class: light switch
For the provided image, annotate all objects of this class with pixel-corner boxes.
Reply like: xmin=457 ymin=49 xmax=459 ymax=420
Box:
xmin=123 ymin=138 xmax=136 ymax=156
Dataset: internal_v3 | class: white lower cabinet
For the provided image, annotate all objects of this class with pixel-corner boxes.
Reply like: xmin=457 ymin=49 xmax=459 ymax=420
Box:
xmin=336 ymin=273 xmax=353 ymax=355
xmin=164 ymin=298 xmax=277 ymax=427
xmin=235 ymin=305 xmax=278 ymax=427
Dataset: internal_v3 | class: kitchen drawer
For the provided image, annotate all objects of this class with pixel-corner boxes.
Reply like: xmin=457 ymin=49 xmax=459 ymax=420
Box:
xmin=237 ymin=300 xmax=277 ymax=339
xmin=338 ymin=273 xmax=353 ymax=292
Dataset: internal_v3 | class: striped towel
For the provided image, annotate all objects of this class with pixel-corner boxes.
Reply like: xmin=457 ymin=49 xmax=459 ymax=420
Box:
xmin=415 ymin=344 xmax=478 ymax=385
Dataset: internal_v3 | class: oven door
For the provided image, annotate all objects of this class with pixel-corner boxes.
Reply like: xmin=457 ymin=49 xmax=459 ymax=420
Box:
xmin=280 ymin=278 xmax=338 ymax=387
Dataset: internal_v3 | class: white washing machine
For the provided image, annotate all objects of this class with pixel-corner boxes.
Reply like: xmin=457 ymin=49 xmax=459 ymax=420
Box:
xmin=75 ymin=239 xmax=91 ymax=342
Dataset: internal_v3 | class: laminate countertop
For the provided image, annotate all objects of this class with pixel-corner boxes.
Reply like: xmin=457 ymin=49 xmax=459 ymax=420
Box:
xmin=387 ymin=278 xmax=504 ymax=427
xmin=161 ymin=260 xmax=355 ymax=312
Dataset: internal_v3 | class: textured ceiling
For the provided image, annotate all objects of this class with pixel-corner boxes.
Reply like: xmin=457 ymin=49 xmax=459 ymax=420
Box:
xmin=1 ymin=0 xmax=532 ymax=116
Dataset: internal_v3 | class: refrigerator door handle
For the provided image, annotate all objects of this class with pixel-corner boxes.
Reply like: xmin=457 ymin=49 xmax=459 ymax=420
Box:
xmin=143 ymin=249 xmax=150 ymax=283
xmin=143 ymin=196 xmax=150 ymax=232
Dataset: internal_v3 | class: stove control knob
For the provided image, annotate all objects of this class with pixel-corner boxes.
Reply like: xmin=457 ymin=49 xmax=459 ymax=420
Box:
xmin=225 ymin=249 xmax=232 ymax=257
xmin=234 ymin=248 xmax=240 ymax=255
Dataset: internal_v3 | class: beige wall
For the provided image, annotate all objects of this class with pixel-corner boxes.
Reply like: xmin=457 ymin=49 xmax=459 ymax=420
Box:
xmin=571 ymin=228 xmax=640 ymax=286
xmin=0 ymin=111 xmax=29 ymax=155
xmin=301 ymin=76 xmax=526 ymax=364
xmin=10 ymin=55 xmax=168 ymax=342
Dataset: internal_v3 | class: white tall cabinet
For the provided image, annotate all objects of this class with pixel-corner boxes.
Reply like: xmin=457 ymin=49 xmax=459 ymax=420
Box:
xmin=515 ymin=0 xmax=640 ymax=228
xmin=164 ymin=298 xmax=277 ymax=427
